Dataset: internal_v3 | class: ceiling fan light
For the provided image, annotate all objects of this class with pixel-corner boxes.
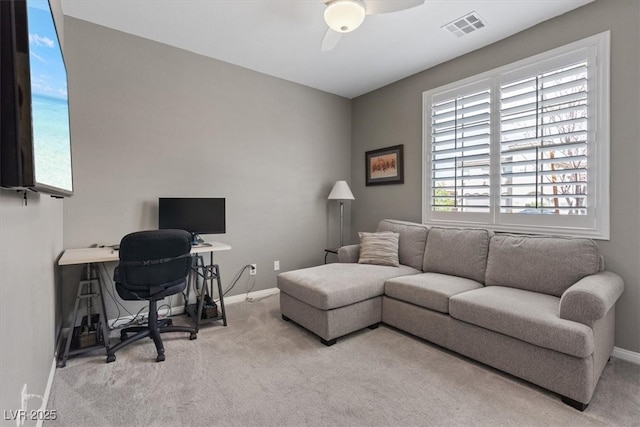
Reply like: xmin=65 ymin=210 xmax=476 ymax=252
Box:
xmin=324 ymin=0 xmax=366 ymax=33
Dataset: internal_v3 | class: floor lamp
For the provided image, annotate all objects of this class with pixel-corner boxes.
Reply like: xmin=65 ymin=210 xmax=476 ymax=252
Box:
xmin=328 ymin=180 xmax=355 ymax=247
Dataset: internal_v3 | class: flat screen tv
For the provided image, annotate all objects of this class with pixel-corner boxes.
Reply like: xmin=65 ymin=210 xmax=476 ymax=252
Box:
xmin=158 ymin=198 xmax=226 ymax=243
xmin=0 ymin=0 xmax=73 ymax=197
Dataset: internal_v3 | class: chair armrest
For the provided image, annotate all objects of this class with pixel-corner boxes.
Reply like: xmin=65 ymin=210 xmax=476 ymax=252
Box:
xmin=338 ymin=244 xmax=360 ymax=263
xmin=560 ymin=271 xmax=624 ymax=326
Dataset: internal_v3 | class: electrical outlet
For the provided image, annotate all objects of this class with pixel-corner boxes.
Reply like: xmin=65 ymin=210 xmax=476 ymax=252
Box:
xmin=250 ymin=264 xmax=256 ymax=275
xmin=274 ymin=260 xmax=280 ymax=271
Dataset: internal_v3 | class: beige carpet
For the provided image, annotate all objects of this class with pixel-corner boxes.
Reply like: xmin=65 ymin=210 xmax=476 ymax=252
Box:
xmin=47 ymin=294 xmax=640 ymax=426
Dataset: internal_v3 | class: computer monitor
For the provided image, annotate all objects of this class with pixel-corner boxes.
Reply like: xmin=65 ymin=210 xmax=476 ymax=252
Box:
xmin=158 ymin=198 xmax=226 ymax=243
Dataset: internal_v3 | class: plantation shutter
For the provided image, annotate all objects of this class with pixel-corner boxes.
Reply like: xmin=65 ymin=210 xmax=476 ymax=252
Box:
xmin=429 ymin=87 xmax=491 ymax=213
xmin=499 ymin=59 xmax=589 ymax=215
xmin=423 ymin=33 xmax=608 ymax=238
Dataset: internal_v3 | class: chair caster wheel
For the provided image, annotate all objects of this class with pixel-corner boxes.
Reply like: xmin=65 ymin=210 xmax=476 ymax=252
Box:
xmin=106 ymin=354 xmax=116 ymax=363
xmin=189 ymin=332 xmax=197 ymax=340
xmin=156 ymin=354 xmax=165 ymax=362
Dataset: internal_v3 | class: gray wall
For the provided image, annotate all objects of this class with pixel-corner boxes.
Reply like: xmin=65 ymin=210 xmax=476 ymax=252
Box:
xmin=0 ymin=194 xmax=63 ymax=425
xmin=61 ymin=18 xmax=352 ymax=319
xmin=0 ymin=2 xmax=65 ymax=425
xmin=351 ymin=0 xmax=640 ymax=353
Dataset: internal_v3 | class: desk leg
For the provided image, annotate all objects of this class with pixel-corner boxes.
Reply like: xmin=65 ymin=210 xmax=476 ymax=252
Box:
xmin=96 ymin=271 xmax=111 ymax=352
xmin=213 ymin=264 xmax=227 ymax=327
xmin=58 ymin=277 xmax=84 ymax=368
xmin=184 ymin=253 xmax=227 ymax=329
xmin=196 ymin=255 xmax=206 ymax=332
xmin=58 ymin=263 xmax=110 ymax=368
xmin=208 ymin=252 xmax=227 ymax=327
xmin=187 ymin=255 xmax=206 ymax=332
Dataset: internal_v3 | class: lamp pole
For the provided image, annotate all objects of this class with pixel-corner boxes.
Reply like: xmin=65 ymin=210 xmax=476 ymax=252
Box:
xmin=328 ymin=180 xmax=355 ymax=248
xmin=339 ymin=199 xmax=345 ymax=247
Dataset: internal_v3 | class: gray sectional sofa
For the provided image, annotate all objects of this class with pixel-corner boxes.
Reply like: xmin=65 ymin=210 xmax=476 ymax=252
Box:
xmin=277 ymin=219 xmax=624 ymax=410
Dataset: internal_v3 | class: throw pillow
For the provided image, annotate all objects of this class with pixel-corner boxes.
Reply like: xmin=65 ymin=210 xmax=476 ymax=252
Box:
xmin=358 ymin=231 xmax=400 ymax=267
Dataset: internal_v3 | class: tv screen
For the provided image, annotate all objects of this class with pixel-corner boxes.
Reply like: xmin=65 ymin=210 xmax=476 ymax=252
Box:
xmin=0 ymin=0 xmax=73 ymax=197
xmin=158 ymin=198 xmax=226 ymax=239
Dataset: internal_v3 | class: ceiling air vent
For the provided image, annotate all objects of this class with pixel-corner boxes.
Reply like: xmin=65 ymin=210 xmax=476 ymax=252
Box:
xmin=443 ymin=12 xmax=486 ymax=38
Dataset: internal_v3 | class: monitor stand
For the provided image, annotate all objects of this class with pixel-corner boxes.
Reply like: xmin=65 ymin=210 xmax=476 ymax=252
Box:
xmin=191 ymin=233 xmax=203 ymax=246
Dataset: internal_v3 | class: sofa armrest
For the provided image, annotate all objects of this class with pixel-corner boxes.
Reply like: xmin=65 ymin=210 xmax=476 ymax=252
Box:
xmin=338 ymin=244 xmax=360 ymax=263
xmin=560 ymin=271 xmax=624 ymax=326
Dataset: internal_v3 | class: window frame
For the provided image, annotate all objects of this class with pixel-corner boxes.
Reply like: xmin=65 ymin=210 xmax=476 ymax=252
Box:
xmin=422 ymin=31 xmax=610 ymax=240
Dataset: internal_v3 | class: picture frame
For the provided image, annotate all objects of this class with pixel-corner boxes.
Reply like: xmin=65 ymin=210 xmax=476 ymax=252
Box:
xmin=365 ymin=144 xmax=404 ymax=186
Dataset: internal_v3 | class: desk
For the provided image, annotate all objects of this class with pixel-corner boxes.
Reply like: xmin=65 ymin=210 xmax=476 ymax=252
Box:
xmin=57 ymin=241 xmax=231 ymax=367
xmin=58 ymin=241 xmax=232 ymax=265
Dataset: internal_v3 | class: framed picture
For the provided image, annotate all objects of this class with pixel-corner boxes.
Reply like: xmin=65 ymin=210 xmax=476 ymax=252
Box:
xmin=365 ymin=144 xmax=404 ymax=186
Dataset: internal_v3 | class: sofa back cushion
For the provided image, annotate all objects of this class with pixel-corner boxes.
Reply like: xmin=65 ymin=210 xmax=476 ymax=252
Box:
xmin=422 ymin=227 xmax=492 ymax=283
xmin=376 ymin=220 xmax=428 ymax=270
xmin=485 ymin=234 xmax=601 ymax=297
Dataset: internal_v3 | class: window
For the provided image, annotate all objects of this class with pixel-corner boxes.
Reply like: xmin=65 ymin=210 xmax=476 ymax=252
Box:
xmin=423 ymin=32 xmax=610 ymax=239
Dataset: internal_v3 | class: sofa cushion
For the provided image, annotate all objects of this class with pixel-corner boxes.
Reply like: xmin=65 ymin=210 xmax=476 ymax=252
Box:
xmin=376 ymin=219 xmax=428 ymax=271
xmin=422 ymin=227 xmax=492 ymax=283
xmin=449 ymin=286 xmax=594 ymax=358
xmin=485 ymin=234 xmax=601 ymax=297
xmin=277 ymin=263 xmax=420 ymax=310
xmin=358 ymin=232 xmax=400 ymax=267
xmin=385 ymin=273 xmax=483 ymax=314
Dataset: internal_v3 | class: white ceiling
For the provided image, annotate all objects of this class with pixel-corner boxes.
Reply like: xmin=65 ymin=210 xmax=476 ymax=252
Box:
xmin=61 ymin=0 xmax=593 ymax=99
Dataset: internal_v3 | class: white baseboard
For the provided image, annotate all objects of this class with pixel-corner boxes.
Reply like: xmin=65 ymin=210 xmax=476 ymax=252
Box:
xmin=37 ymin=357 xmax=57 ymax=427
xmin=612 ymin=346 xmax=640 ymax=365
xmin=224 ymin=287 xmax=280 ymax=305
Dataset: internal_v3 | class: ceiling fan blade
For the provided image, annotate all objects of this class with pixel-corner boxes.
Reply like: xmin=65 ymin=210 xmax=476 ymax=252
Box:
xmin=321 ymin=27 xmax=343 ymax=51
xmin=363 ymin=0 xmax=425 ymax=15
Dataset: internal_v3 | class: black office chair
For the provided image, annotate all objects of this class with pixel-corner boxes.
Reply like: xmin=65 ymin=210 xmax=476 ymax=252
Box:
xmin=106 ymin=229 xmax=197 ymax=363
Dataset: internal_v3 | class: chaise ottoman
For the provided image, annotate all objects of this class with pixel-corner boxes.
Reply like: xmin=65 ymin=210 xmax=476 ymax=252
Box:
xmin=277 ymin=262 xmax=419 ymax=345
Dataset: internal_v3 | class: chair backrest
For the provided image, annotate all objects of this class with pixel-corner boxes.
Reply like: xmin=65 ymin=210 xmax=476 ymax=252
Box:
xmin=117 ymin=229 xmax=192 ymax=293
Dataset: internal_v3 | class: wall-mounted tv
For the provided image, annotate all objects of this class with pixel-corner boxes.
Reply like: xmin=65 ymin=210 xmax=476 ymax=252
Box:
xmin=1 ymin=0 xmax=73 ymax=197
xmin=159 ymin=198 xmax=226 ymax=243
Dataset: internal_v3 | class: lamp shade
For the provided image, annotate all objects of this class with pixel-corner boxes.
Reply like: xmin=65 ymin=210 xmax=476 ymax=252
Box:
xmin=324 ymin=0 xmax=366 ymax=33
xmin=328 ymin=180 xmax=355 ymax=200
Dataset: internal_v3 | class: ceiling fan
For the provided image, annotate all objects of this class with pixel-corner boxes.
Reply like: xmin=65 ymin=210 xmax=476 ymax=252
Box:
xmin=320 ymin=0 xmax=425 ymax=51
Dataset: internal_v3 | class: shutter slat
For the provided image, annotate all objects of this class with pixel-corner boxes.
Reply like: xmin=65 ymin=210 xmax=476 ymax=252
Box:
xmin=501 ymin=104 xmax=586 ymax=127
xmin=500 ymin=194 xmax=587 ymax=199
xmin=433 ymin=122 xmax=490 ymax=140
xmin=501 ymin=91 xmax=587 ymax=117
xmin=501 ymin=154 xmax=587 ymax=168
xmin=501 ymin=116 xmax=586 ymax=138
xmin=433 ymin=148 xmax=491 ymax=162
xmin=501 ymin=181 xmax=587 ymax=191
xmin=432 ymin=111 xmax=490 ymax=131
xmin=540 ymin=77 xmax=587 ymax=96
xmin=540 ymin=64 xmax=587 ymax=84
xmin=432 ymin=101 xmax=490 ymax=123
xmin=501 ymin=167 xmax=586 ymax=179
xmin=501 ymin=77 xmax=587 ymax=104
xmin=434 ymin=185 xmax=490 ymax=192
xmin=500 ymin=133 xmax=587 ymax=149
xmin=433 ymin=133 xmax=490 ymax=146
